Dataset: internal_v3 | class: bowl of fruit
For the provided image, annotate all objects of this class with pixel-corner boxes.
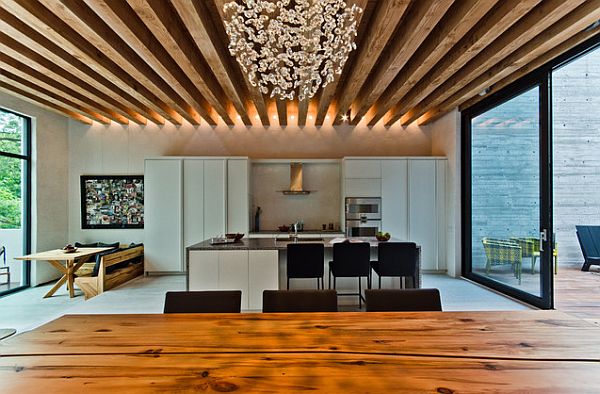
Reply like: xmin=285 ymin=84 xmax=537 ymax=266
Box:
xmin=62 ymin=244 xmax=78 ymax=253
xmin=225 ymin=233 xmax=245 ymax=242
xmin=375 ymin=232 xmax=391 ymax=242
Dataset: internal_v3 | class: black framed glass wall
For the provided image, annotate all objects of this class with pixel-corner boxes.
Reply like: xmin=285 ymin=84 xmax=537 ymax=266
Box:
xmin=0 ymin=108 xmax=31 ymax=297
xmin=462 ymin=34 xmax=600 ymax=309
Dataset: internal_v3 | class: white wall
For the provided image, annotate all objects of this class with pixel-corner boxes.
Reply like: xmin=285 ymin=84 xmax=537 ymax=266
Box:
xmin=431 ymin=109 xmax=461 ymax=277
xmin=0 ymin=91 xmax=69 ymax=286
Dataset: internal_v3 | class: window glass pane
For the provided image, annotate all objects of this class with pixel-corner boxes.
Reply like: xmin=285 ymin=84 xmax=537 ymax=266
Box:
xmin=471 ymin=86 xmax=541 ymax=296
xmin=0 ymin=110 xmax=24 ymax=155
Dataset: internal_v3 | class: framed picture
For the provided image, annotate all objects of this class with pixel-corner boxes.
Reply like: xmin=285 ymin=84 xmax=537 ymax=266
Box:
xmin=80 ymin=175 xmax=144 ymax=229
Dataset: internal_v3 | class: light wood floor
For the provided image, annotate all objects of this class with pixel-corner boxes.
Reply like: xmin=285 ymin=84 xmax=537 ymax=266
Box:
xmin=555 ymin=263 xmax=600 ymax=327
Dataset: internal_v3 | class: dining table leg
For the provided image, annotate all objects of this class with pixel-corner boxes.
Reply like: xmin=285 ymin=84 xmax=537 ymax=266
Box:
xmin=43 ymin=261 xmax=68 ymax=298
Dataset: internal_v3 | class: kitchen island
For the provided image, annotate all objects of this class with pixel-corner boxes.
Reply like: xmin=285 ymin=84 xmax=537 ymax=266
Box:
xmin=187 ymin=237 xmax=421 ymax=310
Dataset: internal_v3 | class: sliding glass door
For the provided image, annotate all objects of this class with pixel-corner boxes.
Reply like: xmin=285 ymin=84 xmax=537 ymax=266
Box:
xmin=463 ymin=80 xmax=553 ymax=309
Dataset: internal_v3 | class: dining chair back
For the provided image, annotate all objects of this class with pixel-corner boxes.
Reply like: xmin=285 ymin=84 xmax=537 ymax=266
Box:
xmin=262 ymin=290 xmax=338 ymax=313
xmin=365 ymin=288 xmax=442 ymax=312
xmin=163 ymin=290 xmax=242 ymax=313
xmin=286 ymin=243 xmax=325 ymax=289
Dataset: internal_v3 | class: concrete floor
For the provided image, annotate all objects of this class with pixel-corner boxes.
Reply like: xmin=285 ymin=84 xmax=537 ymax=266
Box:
xmin=0 ymin=273 xmax=530 ymax=334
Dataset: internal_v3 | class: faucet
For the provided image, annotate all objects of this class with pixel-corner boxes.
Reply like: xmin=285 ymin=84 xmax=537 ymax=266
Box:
xmin=291 ymin=220 xmax=303 ymax=243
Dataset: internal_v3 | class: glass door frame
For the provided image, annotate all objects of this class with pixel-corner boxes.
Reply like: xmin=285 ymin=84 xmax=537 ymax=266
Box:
xmin=0 ymin=107 xmax=32 ymax=297
xmin=462 ymin=74 xmax=553 ymax=309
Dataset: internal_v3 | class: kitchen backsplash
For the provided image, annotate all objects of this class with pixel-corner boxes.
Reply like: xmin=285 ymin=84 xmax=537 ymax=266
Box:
xmin=251 ymin=162 xmax=341 ymax=231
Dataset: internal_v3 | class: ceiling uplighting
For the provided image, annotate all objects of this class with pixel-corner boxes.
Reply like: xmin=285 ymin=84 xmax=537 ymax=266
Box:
xmin=223 ymin=0 xmax=362 ymax=101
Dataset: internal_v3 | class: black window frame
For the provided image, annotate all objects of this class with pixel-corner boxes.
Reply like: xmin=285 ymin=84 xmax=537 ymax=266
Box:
xmin=0 ymin=107 xmax=32 ymax=297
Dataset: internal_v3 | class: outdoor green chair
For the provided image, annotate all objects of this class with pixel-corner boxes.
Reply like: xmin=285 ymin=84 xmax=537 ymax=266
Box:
xmin=482 ymin=238 xmax=522 ymax=284
xmin=510 ymin=237 xmax=558 ymax=274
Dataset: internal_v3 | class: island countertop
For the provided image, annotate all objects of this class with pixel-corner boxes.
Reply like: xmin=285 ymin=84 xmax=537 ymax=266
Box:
xmin=187 ymin=237 xmax=418 ymax=251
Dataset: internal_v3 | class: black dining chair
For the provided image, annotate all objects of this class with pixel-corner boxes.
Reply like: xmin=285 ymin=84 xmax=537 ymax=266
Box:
xmin=370 ymin=242 xmax=418 ymax=289
xmin=365 ymin=289 xmax=442 ymax=312
xmin=262 ymin=289 xmax=338 ymax=312
xmin=286 ymin=243 xmax=325 ymax=289
xmin=329 ymin=241 xmax=371 ymax=308
xmin=163 ymin=290 xmax=242 ymax=313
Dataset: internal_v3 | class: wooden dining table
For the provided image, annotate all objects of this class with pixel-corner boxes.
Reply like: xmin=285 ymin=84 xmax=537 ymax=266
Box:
xmin=15 ymin=248 xmax=111 ymax=298
xmin=1 ymin=310 xmax=600 ymax=392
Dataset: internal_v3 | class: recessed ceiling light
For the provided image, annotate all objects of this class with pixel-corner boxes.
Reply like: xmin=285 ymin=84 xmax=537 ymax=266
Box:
xmin=255 ymin=115 xmax=260 ymax=120
xmin=308 ymin=115 xmax=313 ymax=120
xmin=341 ymin=114 xmax=349 ymax=121
xmin=272 ymin=115 xmax=277 ymax=120
xmin=325 ymin=115 xmax=330 ymax=120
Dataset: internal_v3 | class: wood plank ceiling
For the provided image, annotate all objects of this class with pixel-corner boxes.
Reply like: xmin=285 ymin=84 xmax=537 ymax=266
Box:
xmin=0 ymin=0 xmax=599 ymax=127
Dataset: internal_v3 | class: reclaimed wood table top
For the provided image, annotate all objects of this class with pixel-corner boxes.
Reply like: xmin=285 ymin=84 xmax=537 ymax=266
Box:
xmin=15 ymin=248 xmax=111 ymax=261
xmin=1 ymin=311 xmax=600 ymax=393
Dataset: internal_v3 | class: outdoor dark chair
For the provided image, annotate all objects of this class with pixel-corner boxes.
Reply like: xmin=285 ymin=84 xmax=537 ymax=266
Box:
xmin=286 ymin=243 xmax=325 ymax=289
xmin=370 ymin=242 xmax=418 ymax=289
xmin=365 ymin=289 xmax=442 ymax=312
xmin=163 ymin=290 xmax=242 ymax=313
xmin=262 ymin=289 xmax=338 ymax=313
xmin=576 ymin=225 xmax=600 ymax=271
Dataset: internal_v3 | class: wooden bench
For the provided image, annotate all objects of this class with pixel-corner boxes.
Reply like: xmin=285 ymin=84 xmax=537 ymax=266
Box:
xmin=74 ymin=245 xmax=144 ymax=300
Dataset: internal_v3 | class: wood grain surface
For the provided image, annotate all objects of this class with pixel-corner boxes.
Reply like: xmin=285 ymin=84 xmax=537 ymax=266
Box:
xmin=1 ymin=353 xmax=599 ymax=393
xmin=2 ymin=311 xmax=599 ymax=361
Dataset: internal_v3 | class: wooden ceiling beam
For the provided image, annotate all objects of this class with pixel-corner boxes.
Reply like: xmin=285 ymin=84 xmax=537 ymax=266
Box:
xmin=459 ymin=28 xmax=600 ymax=113
xmin=314 ymin=0 xmax=370 ymax=126
xmin=211 ymin=0 xmax=270 ymax=126
xmin=0 ymin=50 xmax=130 ymax=125
xmin=350 ymin=0 xmax=459 ymax=125
xmin=332 ymin=0 xmax=411 ymax=125
xmin=297 ymin=100 xmax=309 ymax=127
xmin=419 ymin=2 xmax=600 ymax=125
xmin=5 ymin=0 xmax=182 ymax=125
xmin=0 ymin=80 xmax=93 ymax=124
xmin=360 ymin=0 xmax=496 ymax=126
xmin=0 ymin=69 xmax=111 ymax=124
xmin=367 ymin=0 xmax=540 ymax=127
xmin=394 ymin=0 xmax=585 ymax=126
xmin=171 ymin=0 xmax=252 ymax=126
xmin=276 ymin=100 xmax=287 ymax=127
xmin=55 ymin=0 xmax=208 ymax=126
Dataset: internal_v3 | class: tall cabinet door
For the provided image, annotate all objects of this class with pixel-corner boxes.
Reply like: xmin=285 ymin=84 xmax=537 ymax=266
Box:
xmin=227 ymin=159 xmax=249 ymax=234
xmin=409 ymin=160 xmax=438 ymax=270
xmin=382 ymin=160 xmax=408 ymax=240
xmin=144 ymin=159 xmax=183 ymax=272
xmin=204 ymin=160 xmax=226 ymax=238
xmin=183 ymin=160 xmax=204 ymax=249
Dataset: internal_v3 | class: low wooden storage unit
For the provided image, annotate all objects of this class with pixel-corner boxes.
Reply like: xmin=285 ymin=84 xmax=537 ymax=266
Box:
xmin=75 ymin=245 xmax=144 ymax=300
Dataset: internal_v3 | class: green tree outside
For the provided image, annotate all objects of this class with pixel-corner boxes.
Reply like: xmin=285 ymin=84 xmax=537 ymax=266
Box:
xmin=0 ymin=111 xmax=23 ymax=229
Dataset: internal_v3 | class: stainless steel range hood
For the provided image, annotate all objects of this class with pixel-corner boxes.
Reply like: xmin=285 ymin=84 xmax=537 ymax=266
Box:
xmin=281 ymin=162 xmax=311 ymax=195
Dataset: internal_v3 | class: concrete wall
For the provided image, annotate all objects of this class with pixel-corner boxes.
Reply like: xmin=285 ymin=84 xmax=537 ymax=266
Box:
xmin=0 ymin=91 xmax=69 ymax=286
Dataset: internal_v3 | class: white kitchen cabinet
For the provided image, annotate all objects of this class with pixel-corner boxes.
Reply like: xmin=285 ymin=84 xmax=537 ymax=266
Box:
xmin=344 ymin=159 xmax=381 ymax=178
xmin=248 ymin=250 xmax=279 ymax=310
xmin=345 ymin=178 xmax=382 ymax=197
xmin=204 ymin=160 xmax=227 ymax=238
xmin=436 ymin=160 xmax=447 ymax=270
xmin=183 ymin=159 xmax=204 ymax=248
xmin=409 ymin=160 xmax=439 ymax=271
xmin=188 ymin=249 xmax=279 ymax=311
xmin=227 ymin=159 xmax=250 ymax=234
xmin=381 ymin=160 xmax=408 ymax=240
xmin=144 ymin=159 xmax=183 ymax=272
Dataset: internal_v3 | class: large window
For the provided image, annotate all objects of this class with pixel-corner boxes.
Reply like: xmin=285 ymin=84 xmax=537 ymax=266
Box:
xmin=0 ymin=108 xmax=31 ymax=296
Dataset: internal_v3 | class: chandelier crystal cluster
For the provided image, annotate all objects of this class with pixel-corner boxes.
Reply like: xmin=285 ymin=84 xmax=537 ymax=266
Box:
xmin=223 ymin=0 xmax=362 ymax=101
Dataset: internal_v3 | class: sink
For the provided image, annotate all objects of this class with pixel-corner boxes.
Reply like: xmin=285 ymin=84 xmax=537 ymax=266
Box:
xmin=277 ymin=237 xmax=324 ymax=242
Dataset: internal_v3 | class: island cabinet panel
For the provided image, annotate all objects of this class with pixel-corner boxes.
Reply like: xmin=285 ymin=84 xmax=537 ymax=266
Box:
xmin=227 ymin=159 xmax=250 ymax=234
xmin=409 ymin=160 xmax=439 ymax=271
xmin=144 ymin=159 xmax=183 ymax=272
xmin=188 ymin=250 xmax=218 ymax=290
xmin=188 ymin=249 xmax=278 ymax=311
xmin=248 ymin=250 xmax=279 ymax=310
xmin=203 ymin=160 xmax=227 ymax=239
xmin=183 ymin=160 xmax=204 ymax=248
xmin=381 ymin=160 xmax=408 ymax=240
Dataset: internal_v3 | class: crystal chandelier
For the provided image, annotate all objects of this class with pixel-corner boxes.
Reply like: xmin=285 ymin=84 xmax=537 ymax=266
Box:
xmin=223 ymin=0 xmax=362 ymax=101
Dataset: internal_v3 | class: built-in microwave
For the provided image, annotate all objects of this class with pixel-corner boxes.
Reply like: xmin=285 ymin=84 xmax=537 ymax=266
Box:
xmin=345 ymin=197 xmax=382 ymax=220
xmin=345 ymin=219 xmax=382 ymax=237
